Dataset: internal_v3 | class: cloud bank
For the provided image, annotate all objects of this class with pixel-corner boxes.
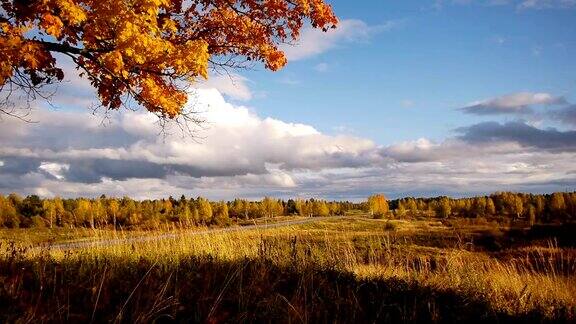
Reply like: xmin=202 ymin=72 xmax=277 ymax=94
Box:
xmin=1 ymin=87 xmax=575 ymax=200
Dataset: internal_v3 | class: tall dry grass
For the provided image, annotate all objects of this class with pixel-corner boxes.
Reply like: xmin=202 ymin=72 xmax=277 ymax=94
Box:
xmin=1 ymin=218 xmax=574 ymax=322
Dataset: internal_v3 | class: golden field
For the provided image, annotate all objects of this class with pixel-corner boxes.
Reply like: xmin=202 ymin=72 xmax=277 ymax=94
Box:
xmin=1 ymin=216 xmax=574 ymax=322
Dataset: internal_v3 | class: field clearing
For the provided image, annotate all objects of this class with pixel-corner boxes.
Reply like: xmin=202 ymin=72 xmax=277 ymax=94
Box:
xmin=1 ymin=217 xmax=575 ymax=322
xmin=0 ymin=227 xmax=161 ymax=246
xmin=0 ymin=216 xmax=314 ymax=248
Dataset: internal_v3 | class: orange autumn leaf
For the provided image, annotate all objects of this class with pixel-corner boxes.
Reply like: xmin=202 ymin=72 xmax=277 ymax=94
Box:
xmin=0 ymin=0 xmax=338 ymax=118
xmin=40 ymin=14 xmax=64 ymax=38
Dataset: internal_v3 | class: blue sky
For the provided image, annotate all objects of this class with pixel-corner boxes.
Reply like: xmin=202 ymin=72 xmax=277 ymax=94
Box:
xmin=1 ymin=0 xmax=575 ymax=200
xmin=242 ymin=0 xmax=575 ymax=143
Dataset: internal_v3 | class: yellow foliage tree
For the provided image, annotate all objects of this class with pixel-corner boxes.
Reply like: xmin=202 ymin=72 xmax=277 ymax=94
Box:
xmin=0 ymin=0 xmax=338 ymax=119
xmin=367 ymin=194 xmax=389 ymax=217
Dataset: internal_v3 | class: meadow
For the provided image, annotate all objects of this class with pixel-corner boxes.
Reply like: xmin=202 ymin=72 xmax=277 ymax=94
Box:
xmin=1 ymin=215 xmax=575 ymax=323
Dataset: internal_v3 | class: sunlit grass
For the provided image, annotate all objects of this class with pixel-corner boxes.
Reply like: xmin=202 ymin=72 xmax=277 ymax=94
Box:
xmin=1 ymin=217 xmax=574 ymax=322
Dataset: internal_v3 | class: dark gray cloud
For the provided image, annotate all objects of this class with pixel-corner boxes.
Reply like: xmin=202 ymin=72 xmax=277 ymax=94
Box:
xmin=456 ymin=121 xmax=576 ymax=151
xmin=63 ymin=159 xmax=169 ymax=183
xmin=0 ymin=154 xmax=269 ymax=184
xmin=549 ymin=104 xmax=576 ymax=127
xmin=0 ymin=157 xmax=41 ymax=175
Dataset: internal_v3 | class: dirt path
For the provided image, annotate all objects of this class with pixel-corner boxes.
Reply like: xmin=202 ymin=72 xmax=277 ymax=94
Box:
xmin=43 ymin=217 xmax=333 ymax=251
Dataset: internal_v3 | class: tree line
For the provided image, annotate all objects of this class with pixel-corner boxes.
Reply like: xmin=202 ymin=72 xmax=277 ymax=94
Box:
xmin=0 ymin=194 xmax=359 ymax=229
xmin=0 ymin=192 xmax=574 ymax=229
xmin=387 ymin=191 xmax=576 ymax=224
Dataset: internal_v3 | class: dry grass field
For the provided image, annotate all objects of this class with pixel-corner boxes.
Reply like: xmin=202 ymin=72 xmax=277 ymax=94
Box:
xmin=1 ymin=216 xmax=575 ymax=322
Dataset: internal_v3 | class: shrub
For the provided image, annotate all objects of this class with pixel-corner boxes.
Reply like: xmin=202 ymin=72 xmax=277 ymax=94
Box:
xmin=384 ymin=220 xmax=397 ymax=231
xmin=30 ymin=216 xmax=46 ymax=228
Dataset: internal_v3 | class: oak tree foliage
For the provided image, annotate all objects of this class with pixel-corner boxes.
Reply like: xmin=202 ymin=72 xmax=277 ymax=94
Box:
xmin=0 ymin=0 xmax=338 ymax=119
